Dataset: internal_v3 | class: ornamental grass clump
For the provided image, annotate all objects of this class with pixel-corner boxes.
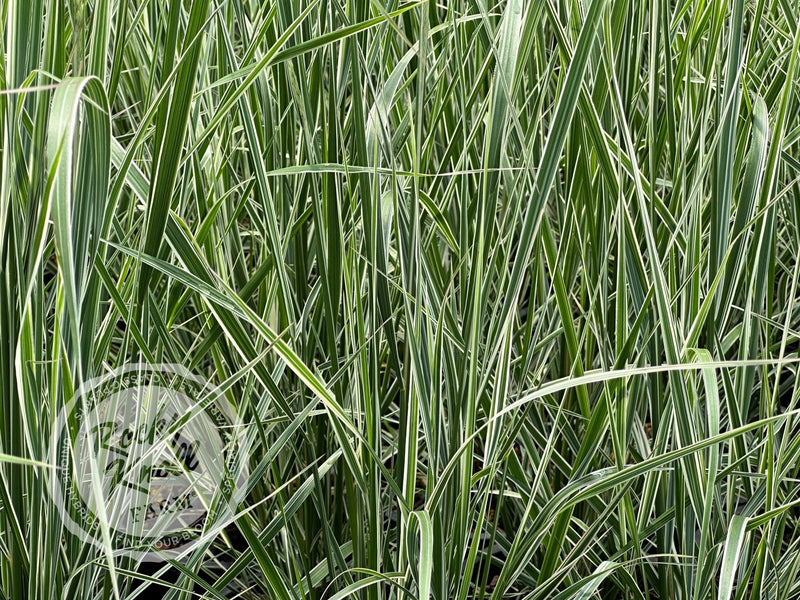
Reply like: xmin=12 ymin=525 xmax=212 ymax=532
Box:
xmin=2 ymin=1 xmax=800 ymax=599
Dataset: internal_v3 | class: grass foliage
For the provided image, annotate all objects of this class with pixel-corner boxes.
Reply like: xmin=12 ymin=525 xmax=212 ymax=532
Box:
xmin=3 ymin=0 xmax=800 ymax=598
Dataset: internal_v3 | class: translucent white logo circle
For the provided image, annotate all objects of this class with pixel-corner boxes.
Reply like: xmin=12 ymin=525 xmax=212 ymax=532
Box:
xmin=49 ymin=364 xmax=248 ymax=560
